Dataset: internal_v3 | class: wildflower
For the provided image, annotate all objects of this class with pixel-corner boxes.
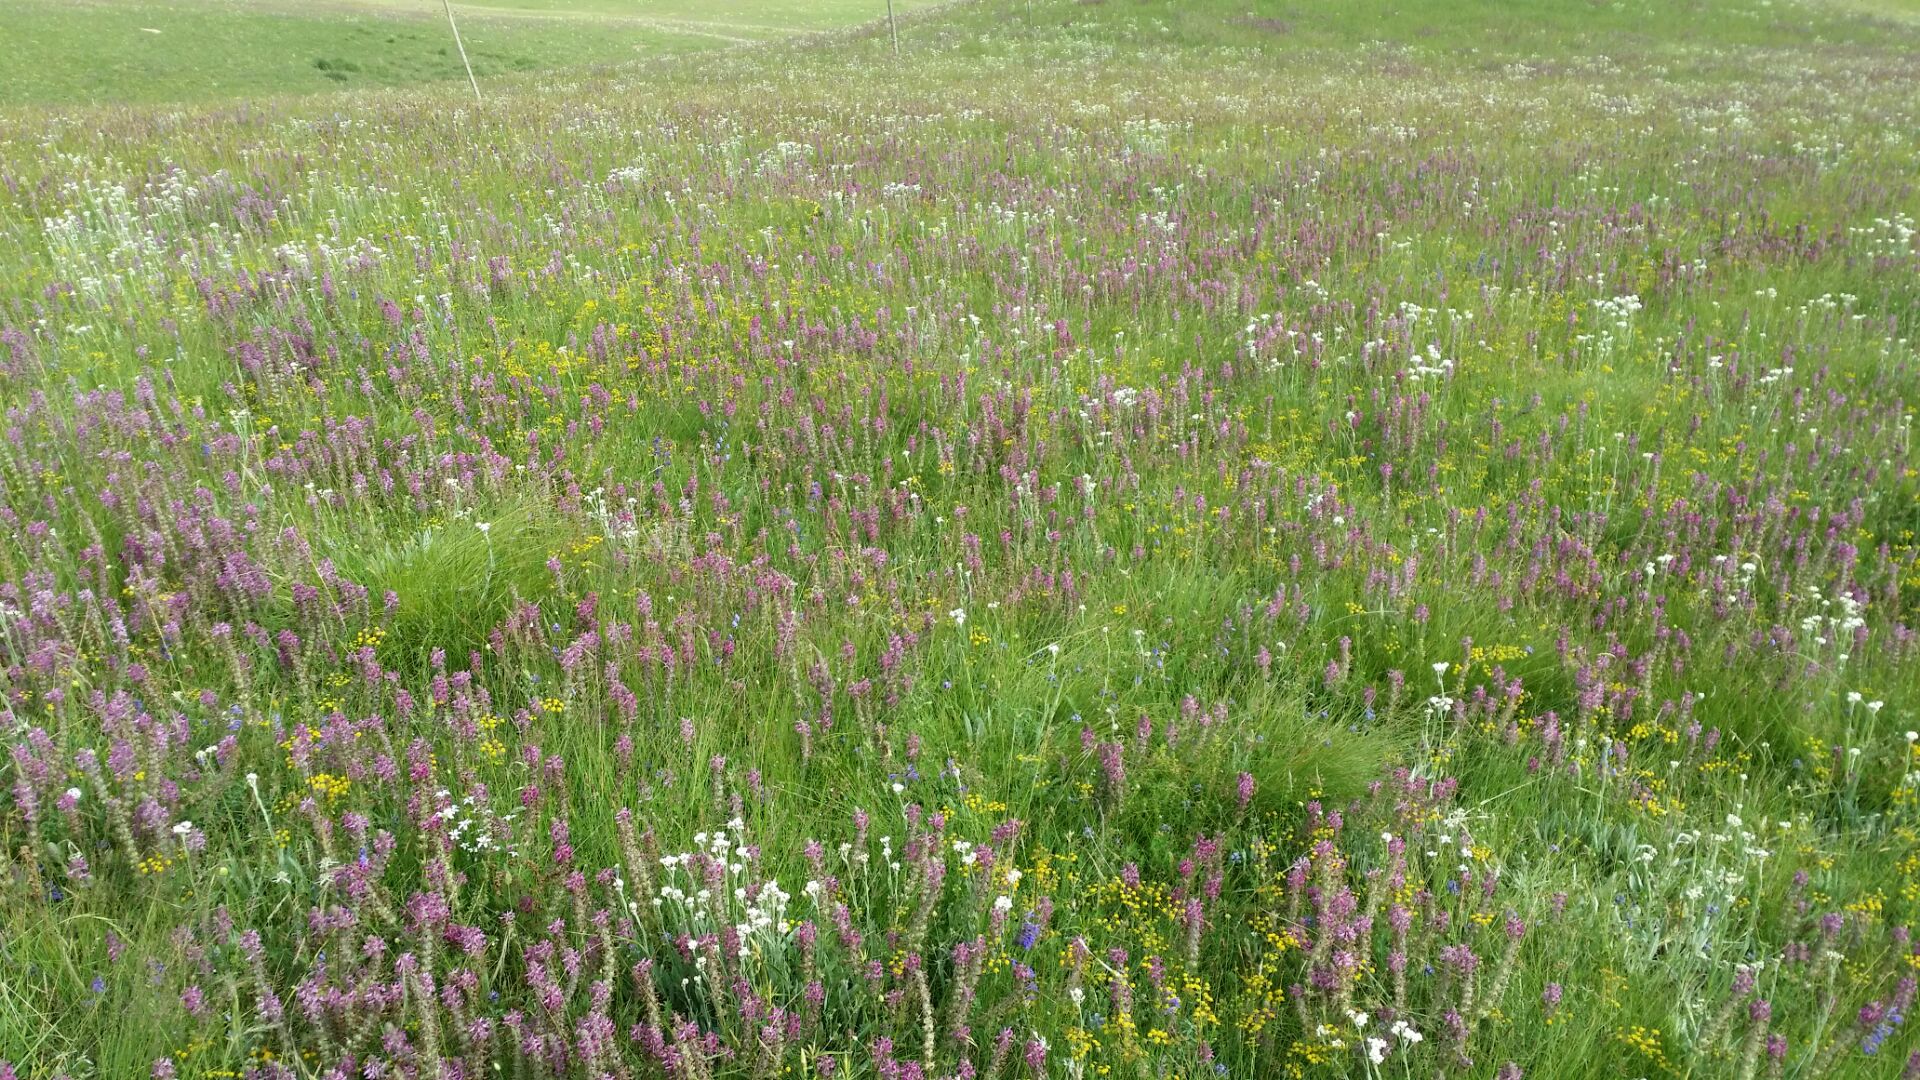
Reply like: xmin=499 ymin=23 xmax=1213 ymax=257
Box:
xmin=1017 ymin=920 xmax=1041 ymax=950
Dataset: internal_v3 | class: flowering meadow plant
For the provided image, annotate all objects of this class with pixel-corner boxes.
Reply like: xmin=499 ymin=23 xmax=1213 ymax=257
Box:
xmin=2 ymin=0 xmax=1920 ymax=1076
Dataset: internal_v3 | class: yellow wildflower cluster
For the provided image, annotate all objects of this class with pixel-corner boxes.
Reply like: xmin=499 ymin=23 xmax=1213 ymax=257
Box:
xmin=308 ymin=773 xmax=350 ymax=801
xmin=478 ymin=713 xmax=509 ymax=763
xmin=1613 ymin=1024 xmax=1673 ymax=1073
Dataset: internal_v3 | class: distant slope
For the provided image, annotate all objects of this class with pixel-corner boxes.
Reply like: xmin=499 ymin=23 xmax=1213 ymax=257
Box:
xmin=0 ymin=0 xmax=939 ymax=107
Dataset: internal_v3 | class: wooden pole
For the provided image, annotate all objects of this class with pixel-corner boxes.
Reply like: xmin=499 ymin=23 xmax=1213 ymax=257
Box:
xmin=442 ymin=0 xmax=483 ymax=104
xmin=886 ymin=0 xmax=899 ymax=54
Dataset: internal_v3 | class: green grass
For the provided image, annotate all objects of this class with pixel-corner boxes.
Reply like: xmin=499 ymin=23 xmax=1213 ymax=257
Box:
xmin=0 ymin=0 xmax=940 ymax=107
xmin=1 ymin=0 xmax=1919 ymax=1077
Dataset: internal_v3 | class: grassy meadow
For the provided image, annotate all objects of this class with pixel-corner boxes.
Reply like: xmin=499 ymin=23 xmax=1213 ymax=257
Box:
xmin=0 ymin=0 xmax=939 ymax=106
xmin=2 ymin=0 xmax=1920 ymax=1077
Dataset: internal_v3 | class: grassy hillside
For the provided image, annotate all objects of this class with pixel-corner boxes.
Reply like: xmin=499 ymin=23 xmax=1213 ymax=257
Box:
xmin=0 ymin=0 xmax=938 ymax=106
xmin=1 ymin=0 xmax=1919 ymax=1077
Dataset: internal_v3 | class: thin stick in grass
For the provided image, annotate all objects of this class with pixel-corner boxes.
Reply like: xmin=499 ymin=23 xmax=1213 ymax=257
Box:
xmin=441 ymin=0 xmax=483 ymax=104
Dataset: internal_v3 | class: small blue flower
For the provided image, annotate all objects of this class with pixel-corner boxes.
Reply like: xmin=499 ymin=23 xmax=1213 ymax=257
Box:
xmin=1016 ymin=921 xmax=1040 ymax=950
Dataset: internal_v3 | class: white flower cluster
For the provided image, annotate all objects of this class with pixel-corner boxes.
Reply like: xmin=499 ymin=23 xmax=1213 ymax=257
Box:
xmin=1361 ymin=1014 xmax=1424 ymax=1064
xmin=1574 ymin=293 xmax=1643 ymax=360
xmin=1850 ymin=212 xmax=1915 ymax=260
xmin=654 ymin=819 xmax=794 ymax=946
xmin=1797 ymin=587 xmax=1866 ymax=653
xmin=1591 ymin=292 xmax=1644 ymax=329
xmin=1405 ymin=341 xmax=1453 ymax=380
xmin=434 ymin=789 xmax=520 ymax=856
